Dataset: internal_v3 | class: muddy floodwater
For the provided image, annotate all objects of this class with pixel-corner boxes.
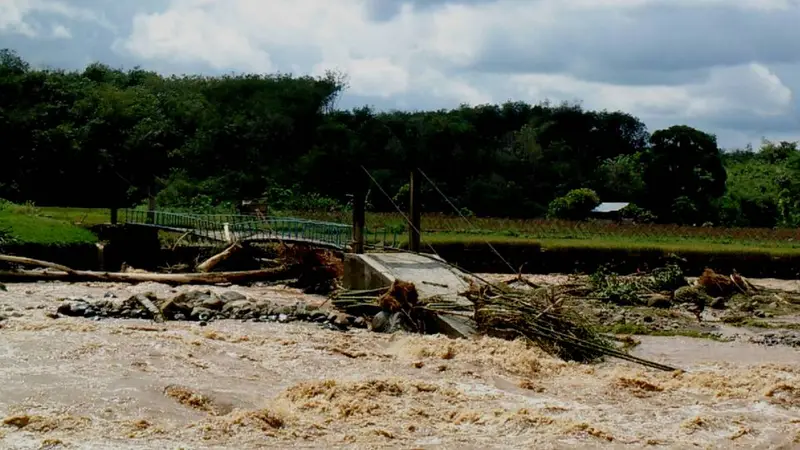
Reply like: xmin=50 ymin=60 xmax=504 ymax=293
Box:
xmin=0 ymin=281 xmax=798 ymax=449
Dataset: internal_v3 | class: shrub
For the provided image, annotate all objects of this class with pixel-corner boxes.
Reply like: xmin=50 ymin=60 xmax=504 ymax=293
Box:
xmin=547 ymin=188 xmax=601 ymax=220
xmin=620 ymin=204 xmax=657 ymax=223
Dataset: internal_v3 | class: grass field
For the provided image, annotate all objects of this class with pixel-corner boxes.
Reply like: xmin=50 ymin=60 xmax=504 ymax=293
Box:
xmin=0 ymin=203 xmax=98 ymax=245
xmin=36 ymin=206 xmax=111 ymax=227
xmin=392 ymin=232 xmax=800 ymax=255
xmin=290 ymin=211 xmax=800 ymax=255
xmin=6 ymin=205 xmax=800 ymax=255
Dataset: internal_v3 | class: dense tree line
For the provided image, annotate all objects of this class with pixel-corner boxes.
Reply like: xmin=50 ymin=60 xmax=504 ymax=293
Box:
xmin=1 ymin=48 xmax=798 ymax=227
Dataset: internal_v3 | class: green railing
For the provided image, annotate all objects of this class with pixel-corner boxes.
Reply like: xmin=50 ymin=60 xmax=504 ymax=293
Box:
xmin=120 ymin=209 xmax=401 ymax=250
xmin=363 ymin=227 xmax=402 ymax=249
xmin=225 ymin=218 xmax=352 ymax=248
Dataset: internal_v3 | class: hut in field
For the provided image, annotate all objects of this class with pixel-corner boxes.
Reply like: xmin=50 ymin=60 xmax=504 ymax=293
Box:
xmin=589 ymin=202 xmax=629 ymax=223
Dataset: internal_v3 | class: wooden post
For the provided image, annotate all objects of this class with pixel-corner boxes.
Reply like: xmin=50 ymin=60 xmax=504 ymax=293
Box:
xmin=110 ymin=207 xmax=118 ymax=225
xmin=408 ymin=170 xmax=421 ymax=252
xmin=352 ymin=191 xmax=366 ymax=254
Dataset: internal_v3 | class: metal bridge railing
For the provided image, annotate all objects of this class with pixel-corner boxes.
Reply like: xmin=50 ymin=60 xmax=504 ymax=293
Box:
xmin=228 ymin=219 xmax=353 ymax=248
xmin=119 ymin=208 xmax=407 ymax=250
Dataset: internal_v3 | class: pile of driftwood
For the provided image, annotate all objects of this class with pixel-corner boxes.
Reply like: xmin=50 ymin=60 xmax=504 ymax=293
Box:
xmin=466 ymin=282 xmax=677 ymax=370
xmin=0 ymin=253 xmax=290 ymax=284
xmin=0 ymin=243 xmax=341 ymax=290
xmin=333 ymin=277 xmax=678 ymax=371
xmin=695 ymin=268 xmax=757 ymax=297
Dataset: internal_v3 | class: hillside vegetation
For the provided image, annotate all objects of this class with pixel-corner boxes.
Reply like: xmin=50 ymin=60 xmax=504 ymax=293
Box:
xmin=1 ymin=48 xmax=798 ymax=230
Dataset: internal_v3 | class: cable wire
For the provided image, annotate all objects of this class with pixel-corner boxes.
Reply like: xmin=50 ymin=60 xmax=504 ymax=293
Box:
xmin=359 ymin=166 xmax=444 ymax=261
xmin=417 ymin=168 xmax=518 ymax=274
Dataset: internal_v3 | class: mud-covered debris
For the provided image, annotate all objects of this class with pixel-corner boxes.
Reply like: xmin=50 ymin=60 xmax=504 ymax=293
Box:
xmin=748 ymin=330 xmax=800 ymax=348
xmin=378 ymin=280 xmax=419 ymax=312
xmin=696 ymin=268 xmax=755 ymax=297
xmin=371 ymin=311 xmax=412 ymax=334
xmin=163 ymin=384 xmax=228 ymax=415
xmin=57 ymin=298 xmax=89 ymax=317
xmin=284 ymin=247 xmax=343 ymax=295
xmin=674 ymin=286 xmax=712 ymax=305
xmin=47 ymin=290 xmax=351 ymax=331
xmin=710 ymin=297 xmax=727 ymax=309
xmin=1 ymin=413 xmax=90 ymax=432
xmin=3 ymin=415 xmax=30 ymax=428
xmin=644 ymin=294 xmax=672 ymax=308
xmin=133 ymin=293 xmax=163 ymax=322
xmin=220 ymin=290 xmax=247 ymax=303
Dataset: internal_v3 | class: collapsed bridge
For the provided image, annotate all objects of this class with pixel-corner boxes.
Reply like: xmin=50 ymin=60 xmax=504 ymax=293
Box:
xmin=120 ymin=208 xmax=401 ymax=250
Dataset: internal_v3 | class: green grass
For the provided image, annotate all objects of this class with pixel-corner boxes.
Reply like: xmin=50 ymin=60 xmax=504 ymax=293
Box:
xmin=0 ymin=209 xmax=98 ymax=245
xmin=287 ymin=210 xmax=800 ymax=255
xmin=411 ymin=232 xmax=800 ymax=256
xmin=36 ymin=206 xmax=110 ymax=227
xmin=22 ymin=206 xmax=800 ymax=256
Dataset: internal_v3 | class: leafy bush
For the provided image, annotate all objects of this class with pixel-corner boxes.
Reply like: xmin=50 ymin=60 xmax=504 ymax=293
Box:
xmin=459 ymin=207 xmax=475 ymax=218
xmin=650 ymin=264 xmax=686 ymax=291
xmin=620 ymin=204 xmax=657 ymax=223
xmin=589 ymin=264 xmax=640 ymax=305
xmin=671 ymin=196 xmax=700 ymax=225
xmin=547 ymin=188 xmax=601 ymax=220
xmin=264 ymin=185 xmax=345 ymax=212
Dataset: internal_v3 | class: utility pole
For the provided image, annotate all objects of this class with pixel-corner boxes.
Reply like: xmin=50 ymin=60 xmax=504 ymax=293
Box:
xmin=408 ymin=169 xmax=421 ymax=252
xmin=146 ymin=185 xmax=156 ymax=224
xmin=352 ymin=191 xmax=365 ymax=254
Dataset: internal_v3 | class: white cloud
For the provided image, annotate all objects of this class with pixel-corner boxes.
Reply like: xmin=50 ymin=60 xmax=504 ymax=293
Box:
xmin=312 ymin=57 xmax=410 ymax=98
xmin=0 ymin=0 xmax=114 ymax=37
xmin=123 ymin=8 xmax=273 ymax=72
xmin=0 ymin=0 xmax=38 ymax=36
xmin=123 ymin=0 xmax=490 ymax=102
xmin=512 ymin=63 xmax=793 ymax=120
xmin=50 ymin=23 xmax=71 ymax=39
xmin=3 ymin=0 xmax=797 ymax=148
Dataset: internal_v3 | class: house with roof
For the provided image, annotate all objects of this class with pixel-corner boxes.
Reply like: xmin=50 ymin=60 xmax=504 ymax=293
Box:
xmin=589 ymin=202 xmax=630 ymax=222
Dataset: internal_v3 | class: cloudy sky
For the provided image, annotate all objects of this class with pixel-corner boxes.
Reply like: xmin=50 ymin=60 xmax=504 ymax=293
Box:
xmin=1 ymin=0 xmax=799 ymax=149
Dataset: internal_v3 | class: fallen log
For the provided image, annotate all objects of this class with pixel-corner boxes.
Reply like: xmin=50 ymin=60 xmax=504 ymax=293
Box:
xmin=196 ymin=242 xmax=243 ymax=272
xmin=0 ymin=254 xmax=78 ymax=275
xmin=0 ymin=266 xmax=292 ymax=285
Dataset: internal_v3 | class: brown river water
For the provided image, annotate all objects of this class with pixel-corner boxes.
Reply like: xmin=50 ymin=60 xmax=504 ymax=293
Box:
xmin=0 ymin=281 xmax=798 ymax=449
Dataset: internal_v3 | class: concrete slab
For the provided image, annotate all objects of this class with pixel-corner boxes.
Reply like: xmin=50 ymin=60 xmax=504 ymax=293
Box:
xmin=342 ymin=252 xmax=479 ymax=338
xmin=364 ymin=252 xmax=473 ymax=301
xmin=343 ymin=251 xmax=476 ymax=305
xmin=342 ymin=253 xmax=395 ymax=291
